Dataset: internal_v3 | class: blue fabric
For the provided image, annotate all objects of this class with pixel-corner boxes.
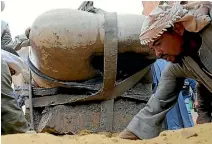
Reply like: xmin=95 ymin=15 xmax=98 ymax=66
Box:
xmin=152 ymin=59 xmax=195 ymax=130
xmin=152 ymin=59 xmax=169 ymax=93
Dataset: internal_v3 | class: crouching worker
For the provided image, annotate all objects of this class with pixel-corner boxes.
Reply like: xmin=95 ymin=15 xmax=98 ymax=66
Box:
xmin=120 ymin=1 xmax=212 ymax=140
xmin=1 ymin=48 xmax=30 ymax=134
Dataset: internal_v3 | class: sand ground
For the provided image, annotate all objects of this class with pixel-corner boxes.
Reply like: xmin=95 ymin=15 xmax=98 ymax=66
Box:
xmin=2 ymin=123 xmax=212 ymax=144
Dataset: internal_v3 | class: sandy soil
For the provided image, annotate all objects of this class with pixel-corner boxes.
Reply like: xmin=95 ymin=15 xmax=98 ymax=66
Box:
xmin=2 ymin=123 xmax=212 ymax=144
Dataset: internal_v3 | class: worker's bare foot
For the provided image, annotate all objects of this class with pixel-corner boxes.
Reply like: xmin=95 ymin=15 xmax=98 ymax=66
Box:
xmin=119 ymin=129 xmax=140 ymax=140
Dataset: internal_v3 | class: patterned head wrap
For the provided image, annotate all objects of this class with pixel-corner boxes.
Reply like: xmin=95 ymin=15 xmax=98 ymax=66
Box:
xmin=140 ymin=1 xmax=212 ymax=45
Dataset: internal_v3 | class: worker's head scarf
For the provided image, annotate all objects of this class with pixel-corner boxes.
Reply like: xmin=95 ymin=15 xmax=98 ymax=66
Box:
xmin=1 ymin=49 xmax=25 ymax=76
xmin=140 ymin=1 xmax=212 ymax=45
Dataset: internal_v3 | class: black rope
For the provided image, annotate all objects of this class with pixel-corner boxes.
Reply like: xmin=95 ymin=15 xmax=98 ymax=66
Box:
xmin=27 ymin=56 xmax=102 ymax=89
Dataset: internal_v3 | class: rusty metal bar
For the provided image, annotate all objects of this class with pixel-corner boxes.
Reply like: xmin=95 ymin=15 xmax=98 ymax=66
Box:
xmin=99 ymin=12 xmax=118 ymax=132
xmin=102 ymin=12 xmax=118 ymax=91
xmin=29 ymin=70 xmax=34 ymax=130
xmin=100 ymin=99 xmax=114 ymax=132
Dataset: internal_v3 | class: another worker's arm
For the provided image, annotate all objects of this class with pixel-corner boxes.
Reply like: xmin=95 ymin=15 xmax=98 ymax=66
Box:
xmin=1 ymin=21 xmax=30 ymax=51
xmin=1 ymin=21 xmax=13 ymax=48
xmin=126 ymin=63 xmax=185 ymax=139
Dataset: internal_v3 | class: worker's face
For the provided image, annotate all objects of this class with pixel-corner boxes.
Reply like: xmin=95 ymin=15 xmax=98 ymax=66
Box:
xmin=148 ymin=23 xmax=185 ymax=63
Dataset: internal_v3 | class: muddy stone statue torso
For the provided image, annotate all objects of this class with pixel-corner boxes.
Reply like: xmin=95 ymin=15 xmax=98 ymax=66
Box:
xmin=29 ymin=9 xmax=155 ymax=88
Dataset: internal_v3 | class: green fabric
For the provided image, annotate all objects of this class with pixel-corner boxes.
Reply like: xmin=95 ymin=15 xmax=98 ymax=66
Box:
xmin=189 ymin=100 xmax=193 ymax=109
xmin=1 ymin=59 xmax=30 ymax=134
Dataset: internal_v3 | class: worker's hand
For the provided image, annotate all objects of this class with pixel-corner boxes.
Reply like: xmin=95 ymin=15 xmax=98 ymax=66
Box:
xmin=193 ymin=99 xmax=198 ymax=112
xmin=25 ymin=27 xmax=31 ymax=39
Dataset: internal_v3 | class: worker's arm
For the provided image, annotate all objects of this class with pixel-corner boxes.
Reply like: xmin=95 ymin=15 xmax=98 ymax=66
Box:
xmin=126 ymin=63 xmax=185 ymax=139
xmin=13 ymin=34 xmax=30 ymax=51
xmin=1 ymin=21 xmax=13 ymax=48
xmin=1 ymin=21 xmax=30 ymax=51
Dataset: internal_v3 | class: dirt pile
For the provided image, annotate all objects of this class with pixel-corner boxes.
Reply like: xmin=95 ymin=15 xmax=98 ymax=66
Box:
xmin=2 ymin=123 xmax=212 ymax=144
